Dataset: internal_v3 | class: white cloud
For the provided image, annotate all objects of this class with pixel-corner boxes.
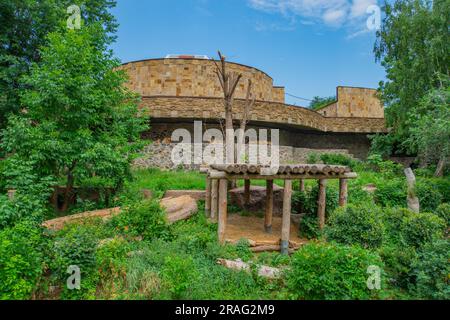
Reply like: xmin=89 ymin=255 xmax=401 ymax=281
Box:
xmin=248 ymin=0 xmax=379 ymax=32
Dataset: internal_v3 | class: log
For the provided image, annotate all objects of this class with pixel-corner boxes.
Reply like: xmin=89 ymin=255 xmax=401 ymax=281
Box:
xmin=281 ymin=179 xmax=293 ymax=255
xmin=218 ymin=179 xmax=228 ymax=243
xmin=248 ymin=164 xmax=258 ymax=173
xmin=339 ymin=178 xmax=348 ymax=207
xmin=211 ymin=179 xmax=219 ymax=221
xmin=205 ymin=177 xmax=211 ymax=216
xmin=317 ymin=179 xmax=327 ymax=230
xmin=265 ymin=180 xmax=274 ymax=233
xmin=299 ymin=179 xmax=305 ymax=192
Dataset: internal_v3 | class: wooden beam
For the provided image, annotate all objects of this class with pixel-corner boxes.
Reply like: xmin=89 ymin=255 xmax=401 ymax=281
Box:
xmin=318 ymin=179 xmax=327 ymax=230
xmin=265 ymin=180 xmax=274 ymax=233
xmin=281 ymin=179 xmax=292 ymax=255
xmin=208 ymin=170 xmax=357 ymax=180
xmin=339 ymin=178 xmax=348 ymax=207
xmin=218 ymin=179 xmax=228 ymax=244
xmin=244 ymin=179 xmax=251 ymax=205
xmin=205 ymin=177 xmax=211 ymax=216
xmin=211 ymin=179 xmax=219 ymax=221
xmin=299 ymin=179 xmax=305 ymax=192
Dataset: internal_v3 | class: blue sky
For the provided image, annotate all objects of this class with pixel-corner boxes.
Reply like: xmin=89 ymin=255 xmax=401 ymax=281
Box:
xmin=110 ymin=0 xmax=386 ymax=106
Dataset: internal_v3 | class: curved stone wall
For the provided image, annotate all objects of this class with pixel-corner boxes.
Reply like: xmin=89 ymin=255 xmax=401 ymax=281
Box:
xmin=119 ymin=58 xmax=284 ymax=103
xmin=139 ymin=96 xmax=386 ymax=134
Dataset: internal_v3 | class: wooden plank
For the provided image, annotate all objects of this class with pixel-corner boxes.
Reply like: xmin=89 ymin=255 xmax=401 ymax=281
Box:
xmin=244 ymin=179 xmax=251 ymax=205
xmin=208 ymin=170 xmax=357 ymax=180
xmin=265 ymin=180 xmax=274 ymax=233
xmin=218 ymin=179 xmax=228 ymax=244
xmin=281 ymin=179 xmax=292 ymax=255
xmin=211 ymin=179 xmax=219 ymax=221
xmin=339 ymin=178 xmax=348 ymax=207
xmin=318 ymin=179 xmax=327 ymax=230
xmin=205 ymin=177 xmax=211 ymax=216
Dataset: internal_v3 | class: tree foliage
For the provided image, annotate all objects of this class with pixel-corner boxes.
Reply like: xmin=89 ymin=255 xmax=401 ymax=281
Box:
xmin=0 ymin=0 xmax=118 ymax=130
xmin=1 ymin=24 xmax=147 ymax=211
xmin=309 ymin=96 xmax=336 ymax=110
xmin=373 ymin=0 xmax=449 ymax=155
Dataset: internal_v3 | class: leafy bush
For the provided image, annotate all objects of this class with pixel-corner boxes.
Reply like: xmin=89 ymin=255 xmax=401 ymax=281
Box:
xmin=286 ymin=242 xmax=384 ymax=300
xmin=52 ymin=225 xmax=100 ymax=299
xmin=374 ymin=179 xmax=406 ymax=208
xmin=383 ymin=208 xmax=446 ymax=248
xmin=294 ymin=184 xmax=338 ymax=239
xmin=0 ymin=221 xmax=47 ymax=299
xmin=325 ymin=204 xmax=384 ymax=249
xmin=378 ymin=245 xmax=417 ymax=289
xmin=416 ymin=181 xmax=443 ymax=212
xmin=306 ymin=152 xmax=319 ymax=164
xmin=320 ymin=153 xmax=357 ymax=168
xmin=411 ymin=240 xmax=450 ymax=300
xmin=161 ymin=255 xmax=199 ymax=299
xmin=400 ymin=212 xmax=445 ymax=249
xmin=366 ymin=153 xmax=403 ymax=176
xmin=434 ymin=203 xmax=449 ymax=227
xmin=110 ymin=199 xmax=171 ymax=241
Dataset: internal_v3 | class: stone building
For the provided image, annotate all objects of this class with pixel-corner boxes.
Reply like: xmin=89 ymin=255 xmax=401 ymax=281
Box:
xmin=118 ymin=56 xmax=386 ymax=169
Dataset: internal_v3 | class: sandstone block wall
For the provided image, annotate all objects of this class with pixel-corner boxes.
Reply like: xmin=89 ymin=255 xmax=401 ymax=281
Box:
xmin=140 ymin=96 xmax=387 ymax=134
xmin=317 ymin=86 xmax=384 ymax=118
xmin=119 ymin=58 xmax=285 ymax=103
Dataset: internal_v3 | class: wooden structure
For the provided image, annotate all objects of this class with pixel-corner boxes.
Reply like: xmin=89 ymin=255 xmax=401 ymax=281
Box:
xmin=205 ymin=164 xmax=357 ymax=254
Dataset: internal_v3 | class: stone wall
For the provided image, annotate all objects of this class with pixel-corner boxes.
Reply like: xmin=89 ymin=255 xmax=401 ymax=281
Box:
xmin=133 ymin=141 xmax=352 ymax=170
xmin=317 ymin=87 xmax=384 ymax=118
xmin=140 ymin=96 xmax=387 ymax=133
xmin=119 ymin=58 xmax=285 ymax=103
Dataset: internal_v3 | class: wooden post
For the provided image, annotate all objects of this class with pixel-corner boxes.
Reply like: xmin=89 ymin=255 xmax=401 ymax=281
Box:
xmin=265 ymin=180 xmax=274 ymax=233
xmin=339 ymin=178 xmax=348 ymax=207
xmin=7 ymin=189 xmax=16 ymax=201
xmin=281 ymin=179 xmax=292 ymax=255
xmin=218 ymin=179 xmax=228 ymax=244
xmin=244 ymin=179 xmax=251 ymax=205
xmin=205 ymin=176 xmax=211 ymax=216
xmin=317 ymin=179 xmax=327 ymax=230
xmin=299 ymin=179 xmax=305 ymax=192
xmin=211 ymin=179 xmax=219 ymax=221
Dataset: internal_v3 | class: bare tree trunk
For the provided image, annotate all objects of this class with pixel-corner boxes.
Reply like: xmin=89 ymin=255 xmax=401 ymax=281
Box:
xmin=434 ymin=157 xmax=446 ymax=177
xmin=404 ymin=168 xmax=420 ymax=213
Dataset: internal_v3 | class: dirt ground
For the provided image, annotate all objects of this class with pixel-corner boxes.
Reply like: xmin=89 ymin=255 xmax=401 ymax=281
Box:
xmin=225 ymin=213 xmax=308 ymax=246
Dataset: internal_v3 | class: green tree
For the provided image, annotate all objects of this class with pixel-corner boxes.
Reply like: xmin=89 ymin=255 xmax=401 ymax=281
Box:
xmin=406 ymin=81 xmax=450 ymax=176
xmin=0 ymin=0 xmax=118 ymax=131
xmin=309 ymin=96 xmax=336 ymax=110
xmin=373 ymin=0 xmax=449 ymax=155
xmin=1 ymin=24 xmax=147 ymax=211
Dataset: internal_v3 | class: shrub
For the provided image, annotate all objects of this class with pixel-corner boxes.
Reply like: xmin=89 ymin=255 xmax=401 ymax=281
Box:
xmin=110 ymin=199 xmax=171 ymax=241
xmin=374 ymin=179 xmax=406 ymax=208
xmin=52 ymin=225 xmax=100 ymax=299
xmin=325 ymin=204 xmax=384 ymax=249
xmin=411 ymin=240 xmax=450 ymax=300
xmin=434 ymin=203 xmax=449 ymax=227
xmin=161 ymin=255 xmax=199 ymax=299
xmin=286 ymin=242 xmax=384 ymax=300
xmin=306 ymin=152 xmax=319 ymax=164
xmin=295 ymin=184 xmax=338 ymax=239
xmin=378 ymin=245 xmax=417 ymax=289
xmin=400 ymin=212 xmax=446 ymax=249
xmin=0 ymin=221 xmax=46 ymax=299
xmin=416 ymin=181 xmax=443 ymax=212
xmin=320 ymin=153 xmax=357 ymax=168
